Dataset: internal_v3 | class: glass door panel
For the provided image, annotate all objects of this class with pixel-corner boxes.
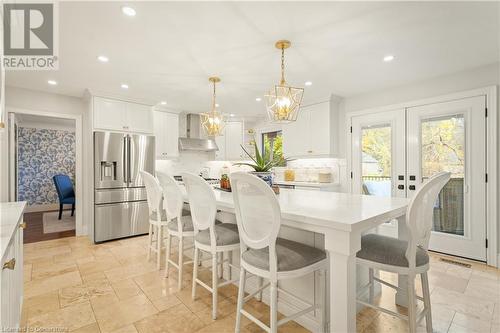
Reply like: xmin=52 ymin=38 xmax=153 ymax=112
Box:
xmin=361 ymin=124 xmax=392 ymax=197
xmin=421 ymin=115 xmax=465 ymax=236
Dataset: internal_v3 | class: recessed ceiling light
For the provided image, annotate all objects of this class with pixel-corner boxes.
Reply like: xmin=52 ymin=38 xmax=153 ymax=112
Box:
xmin=160 ymin=101 xmax=167 ymax=105
xmin=215 ymin=103 xmax=220 ymax=107
xmin=97 ymin=55 xmax=109 ymax=63
xmin=305 ymin=81 xmax=312 ymax=86
xmin=47 ymin=80 xmax=57 ymax=85
xmin=230 ymin=114 xmax=235 ymax=117
xmin=255 ymin=97 xmax=262 ymax=102
xmin=121 ymin=83 xmax=129 ymax=89
xmin=121 ymin=6 xmax=136 ymax=16
xmin=383 ymin=55 xmax=395 ymax=62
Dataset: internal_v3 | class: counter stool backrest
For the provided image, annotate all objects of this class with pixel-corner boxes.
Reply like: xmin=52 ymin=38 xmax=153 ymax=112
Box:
xmin=230 ymin=172 xmax=281 ymax=274
xmin=180 ymin=172 xmax=217 ymax=233
xmin=157 ymin=171 xmax=183 ymax=220
xmin=405 ymin=171 xmax=451 ymax=269
xmin=140 ymin=171 xmax=163 ymax=217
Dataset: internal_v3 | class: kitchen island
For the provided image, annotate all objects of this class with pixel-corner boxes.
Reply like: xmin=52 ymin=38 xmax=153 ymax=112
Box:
xmin=181 ymin=187 xmax=409 ymax=333
xmin=0 ymin=201 xmax=26 ymax=329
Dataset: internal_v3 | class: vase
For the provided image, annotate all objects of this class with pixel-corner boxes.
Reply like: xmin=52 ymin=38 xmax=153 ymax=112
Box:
xmin=250 ymin=171 xmax=273 ymax=186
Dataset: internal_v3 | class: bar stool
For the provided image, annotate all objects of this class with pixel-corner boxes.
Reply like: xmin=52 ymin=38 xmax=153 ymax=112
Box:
xmin=181 ymin=172 xmax=240 ymax=320
xmin=356 ymin=171 xmax=451 ymax=333
xmin=157 ymin=171 xmax=196 ymax=290
xmin=230 ymin=172 xmax=329 ymax=333
xmin=140 ymin=171 xmax=168 ymax=270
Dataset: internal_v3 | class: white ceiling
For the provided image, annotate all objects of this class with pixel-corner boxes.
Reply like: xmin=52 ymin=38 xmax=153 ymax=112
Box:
xmin=6 ymin=1 xmax=499 ymax=117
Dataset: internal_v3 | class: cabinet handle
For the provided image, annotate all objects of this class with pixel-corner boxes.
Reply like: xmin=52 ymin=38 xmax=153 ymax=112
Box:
xmin=3 ymin=258 xmax=15 ymax=270
xmin=308 ymin=150 xmax=313 ymax=153
xmin=20 ymin=222 xmax=26 ymax=229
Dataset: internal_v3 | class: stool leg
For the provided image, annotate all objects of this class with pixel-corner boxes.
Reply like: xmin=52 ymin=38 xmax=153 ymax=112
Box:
xmin=192 ymin=247 xmax=199 ymax=300
xmin=164 ymin=233 xmax=171 ymax=278
xmin=319 ymin=269 xmax=327 ymax=333
xmin=156 ymin=225 xmax=162 ymax=270
xmin=218 ymin=252 xmax=224 ymax=279
xmin=257 ymin=277 xmax=264 ymax=301
xmin=270 ymin=280 xmax=278 ymax=333
xmin=178 ymin=236 xmax=184 ymax=290
xmin=421 ymin=272 xmax=433 ymax=333
xmin=235 ymin=268 xmax=247 ymax=333
xmin=147 ymin=224 xmax=153 ymax=261
xmin=368 ymin=268 xmax=375 ymax=303
xmin=228 ymin=250 xmax=233 ymax=280
xmin=212 ymin=253 xmax=218 ymax=320
xmin=407 ymin=274 xmax=417 ymax=333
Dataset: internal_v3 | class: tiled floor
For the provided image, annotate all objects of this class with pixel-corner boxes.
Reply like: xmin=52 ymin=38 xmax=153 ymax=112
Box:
xmin=21 ymin=235 xmax=500 ymax=333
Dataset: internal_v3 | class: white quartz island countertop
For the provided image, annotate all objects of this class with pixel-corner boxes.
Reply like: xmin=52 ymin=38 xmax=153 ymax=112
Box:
xmin=0 ymin=201 xmax=26 ymax=259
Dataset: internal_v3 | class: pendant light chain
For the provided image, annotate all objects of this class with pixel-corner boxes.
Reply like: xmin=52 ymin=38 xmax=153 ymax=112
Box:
xmin=280 ymin=46 xmax=286 ymax=85
xmin=212 ymin=80 xmax=216 ymax=111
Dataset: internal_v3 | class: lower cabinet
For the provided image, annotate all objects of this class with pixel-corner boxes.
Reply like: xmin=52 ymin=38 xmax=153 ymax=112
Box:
xmin=0 ymin=225 xmax=23 ymax=329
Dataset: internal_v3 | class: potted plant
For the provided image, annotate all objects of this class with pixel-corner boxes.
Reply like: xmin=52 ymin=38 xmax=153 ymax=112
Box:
xmin=234 ymin=144 xmax=288 ymax=186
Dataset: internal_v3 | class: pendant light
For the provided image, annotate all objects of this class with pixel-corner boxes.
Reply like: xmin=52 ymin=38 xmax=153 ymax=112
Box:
xmin=201 ymin=76 xmax=225 ymax=137
xmin=265 ymin=40 xmax=304 ymax=123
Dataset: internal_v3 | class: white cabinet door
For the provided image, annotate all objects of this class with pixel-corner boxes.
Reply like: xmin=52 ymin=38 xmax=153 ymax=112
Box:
xmin=308 ymin=103 xmax=330 ymax=156
xmin=0 ymin=243 xmax=12 ymax=328
xmin=93 ymin=97 xmax=127 ymax=131
xmin=126 ymin=103 xmax=153 ymax=134
xmin=215 ymin=134 xmax=226 ymax=160
xmin=283 ymin=110 xmax=309 ymax=157
xmin=153 ymin=111 xmax=166 ymax=159
xmin=224 ymin=122 xmax=244 ymax=160
xmin=164 ymin=113 xmax=179 ymax=158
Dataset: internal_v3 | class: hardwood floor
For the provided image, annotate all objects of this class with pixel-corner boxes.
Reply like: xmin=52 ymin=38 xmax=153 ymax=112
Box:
xmin=23 ymin=210 xmax=75 ymax=244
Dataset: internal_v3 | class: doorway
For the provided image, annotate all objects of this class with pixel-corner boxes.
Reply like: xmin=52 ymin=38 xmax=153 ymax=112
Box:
xmin=350 ymin=96 xmax=487 ymax=261
xmin=9 ymin=112 xmax=79 ymax=243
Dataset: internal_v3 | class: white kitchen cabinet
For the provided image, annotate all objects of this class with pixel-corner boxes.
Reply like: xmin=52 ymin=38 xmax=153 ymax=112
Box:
xmin=153 ymin=111 xmax=179 ymax=159
xmin=93 ymin=97 xmax=153 ymax=134
xmin=215 ymin=121 xmax=244 ymax=161
xmin=283 ymin=100 xmax=337 ymax=158
xmin=0 ymin=202 xmax=25 ymax=330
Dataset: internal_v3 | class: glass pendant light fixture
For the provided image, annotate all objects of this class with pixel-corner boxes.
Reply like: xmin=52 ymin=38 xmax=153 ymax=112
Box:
xmin=265 ymin=40 xmax=304 ymax=123
xmin=201 ymin=76 xmax=225 ymax=137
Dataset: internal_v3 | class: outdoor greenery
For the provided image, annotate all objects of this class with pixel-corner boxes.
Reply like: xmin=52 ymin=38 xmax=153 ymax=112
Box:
xmin=362 ymin=126 xmax=392 ymax=177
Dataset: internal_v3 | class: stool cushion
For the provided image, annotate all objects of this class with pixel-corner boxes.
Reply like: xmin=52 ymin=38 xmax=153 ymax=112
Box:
xmin=195 ymin=223 xmax=240 ymax=246
xmin=357 ymin=234 xmax=429 ymax=267
xmin=150 ymin=210 xmax=168 ymax=221
xmin=242 ymin=238 xmax=327 ymax=272
xmin=167 ymin=216 xmax=194 ymax=232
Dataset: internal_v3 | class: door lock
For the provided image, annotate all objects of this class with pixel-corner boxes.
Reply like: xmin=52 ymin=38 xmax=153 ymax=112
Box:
xmin=409 ymin=185 xmax=416 ymax=190
xmin=397 ymin=184 xmax=404 ymax=190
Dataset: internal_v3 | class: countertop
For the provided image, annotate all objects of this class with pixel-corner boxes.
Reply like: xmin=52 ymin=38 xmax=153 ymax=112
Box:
xmin=273 ymin=180 xmax=340 ymax=188
xmin=0 ymin=201 xmax=26 ymax=259
xmin=182 ymin=187 xmax=409 ymax=232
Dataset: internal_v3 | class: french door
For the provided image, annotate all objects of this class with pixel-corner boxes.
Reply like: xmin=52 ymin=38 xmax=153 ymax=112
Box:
xmin=351 ymin=96 xmax=487 ymax=261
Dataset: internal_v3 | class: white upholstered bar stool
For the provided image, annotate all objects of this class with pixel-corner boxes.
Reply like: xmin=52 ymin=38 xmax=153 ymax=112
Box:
xmin=356 ymin=171 xmax=451 ymax=333
xmin=141 ymin=171 xmax=168 ymax=270
xmin=181 ymin=172 xmax=241 ymax=320
xmin=231 ymin=172 xmax=329 ymax=333
xmin=157 ymin=171 xmax=196 ymax=290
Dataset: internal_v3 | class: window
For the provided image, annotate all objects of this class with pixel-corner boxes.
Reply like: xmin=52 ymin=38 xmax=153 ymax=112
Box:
xmin=262 ymin=130 xmax=284 ymax=164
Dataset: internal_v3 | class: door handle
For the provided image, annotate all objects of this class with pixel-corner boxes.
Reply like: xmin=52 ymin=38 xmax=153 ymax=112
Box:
xmin=409 ymin=175 xmax=416 ymax=181
xmin=3 ymin=258 xmax=15 ymax=270
xmin=397 ymin=184 xmax=405 ymax=190
xmin=409 ymin=185 xmax=416 ymax=190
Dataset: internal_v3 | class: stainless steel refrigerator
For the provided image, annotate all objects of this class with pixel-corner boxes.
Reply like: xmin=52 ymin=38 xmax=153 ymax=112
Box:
xmin=94 ymin=131 xmax=155 ymax=242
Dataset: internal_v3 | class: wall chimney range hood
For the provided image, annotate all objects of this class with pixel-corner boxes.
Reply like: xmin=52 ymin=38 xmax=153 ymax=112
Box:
xmin=178 ymin=114 xmax=219 ymax=152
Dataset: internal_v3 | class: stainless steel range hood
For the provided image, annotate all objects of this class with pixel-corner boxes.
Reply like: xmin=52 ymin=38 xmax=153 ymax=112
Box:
xmin=178 ymin=114 xmax=219 ymax=152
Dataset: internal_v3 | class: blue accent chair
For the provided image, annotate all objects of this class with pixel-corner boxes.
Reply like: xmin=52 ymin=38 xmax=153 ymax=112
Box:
xmin=53 ymin=174 xmax=75 ymax=220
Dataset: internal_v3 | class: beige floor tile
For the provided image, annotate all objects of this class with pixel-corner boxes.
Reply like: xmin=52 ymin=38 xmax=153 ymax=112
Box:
xmin=31 ymin=261 xmax=79 ymax=280
xmin=356 ymin=307 xmax=379 ymax=332
xmin=491 ymin=322 xmax=500 ymax=333
xmin=431 ymin=286 xmax=495 ymax=321
xmin=59 ymin=278 xmax=115 ymax=308
xmin=196 ymin=314 xmax=251 ymax=333
xmin=73 ymin=322 xmax=101 ymax=333
xmin=104 ymin=262 xmax=157 ymax=283
xmin=25 ymin=270 xmax=82 ymax=298
xmin=465 ymin=275 xmax=500 ymax=303
xmin=24 ymin=264 xmax=32 ymax=282
xmin=78 ymin=256 xmax=121 ymax=277
xmin=24 ymin=290 xmax=60 ymax=319
xmin=195 ymin=297 xmax=238 ymax=325
xmin=91 ymin=294 xmax=158 ymax=333
xmin=428 ymin=270 xmax=469 ymax=294
xmin=25 ymin=245 xmax=72 ymax=261
xmin=134 ymin=303 xmax=205 ymax=333
xmin=110 ymin=325 xmax=138 ymax=333
xmin=362 ymin=312 xmax=409 ymax=333
xmin=450 ymin=312 xmax=492 ymax=333
xmin=111 ymin=279 xmax=144 ymax=300
xmin=27 ymin=301 xmax=95 ymax=332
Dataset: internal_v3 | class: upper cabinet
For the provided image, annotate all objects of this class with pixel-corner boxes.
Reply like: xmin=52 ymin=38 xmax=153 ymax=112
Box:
xmin=153 ymin=111 xmax=179 ymax=159
xmin=283 ymin=99 xmax=338 ymax=158
xmin=93 ymin=97 xmax=153 ymax=134
xmin=215 ymin=121 xmax=244 ymax=161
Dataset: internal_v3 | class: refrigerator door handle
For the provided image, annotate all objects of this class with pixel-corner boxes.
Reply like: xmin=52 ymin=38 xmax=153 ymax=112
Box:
xmin=127 ymin=135 xmax=132 ymax=184
xmin=123 ymin=135 xmax=128 ymax=185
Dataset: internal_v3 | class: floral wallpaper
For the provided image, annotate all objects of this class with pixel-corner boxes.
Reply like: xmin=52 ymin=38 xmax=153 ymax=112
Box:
xmin=18 ymin=127 xmax=75 ymax=205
